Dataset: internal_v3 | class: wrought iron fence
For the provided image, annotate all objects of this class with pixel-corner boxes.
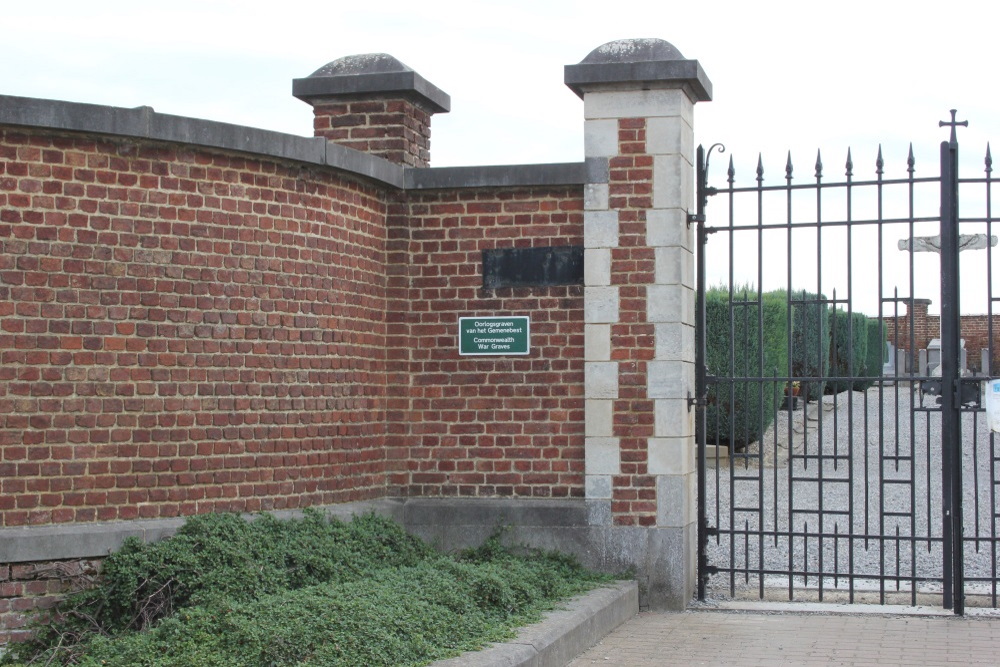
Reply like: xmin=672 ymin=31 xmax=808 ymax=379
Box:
xmin=695 ymin=113 xmax=999 ymax=613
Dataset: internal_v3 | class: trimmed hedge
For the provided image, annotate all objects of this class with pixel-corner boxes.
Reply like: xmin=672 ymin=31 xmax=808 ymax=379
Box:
xmin=704 ymin=287 xmax=788 ymax=447
xmin=855 ymin=318 xmax=886 ymax=390
xmin=827 ymin=309 xmax=869 ymax=394
xmin=788 ymin=290 xmax=830 ymax=402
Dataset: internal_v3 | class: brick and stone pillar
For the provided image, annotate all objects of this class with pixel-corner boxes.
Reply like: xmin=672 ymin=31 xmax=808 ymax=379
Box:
xmin=566 ymin=38 xmax=712 ymax=608
xmin=293 ymin=53 xmax=450 ymax=167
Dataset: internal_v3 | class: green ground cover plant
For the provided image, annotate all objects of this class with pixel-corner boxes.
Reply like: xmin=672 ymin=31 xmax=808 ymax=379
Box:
xmin=2 ymin=511 xmax=610 ymax=667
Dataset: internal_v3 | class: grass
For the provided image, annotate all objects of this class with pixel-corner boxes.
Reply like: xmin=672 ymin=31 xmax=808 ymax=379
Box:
xmin=1 ymin=510 xmax=611 ymax=666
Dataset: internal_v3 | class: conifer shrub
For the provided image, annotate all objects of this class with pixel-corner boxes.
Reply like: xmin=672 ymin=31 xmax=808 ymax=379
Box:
xmin=856 ymin=317 xmax=886 ymax=391
xmin=827 ymin=309 xmax=869 ymax=394
xmin=704 ymin=286 xmax=789 ymax=448
xmin=788 ymin=290 xmax=830 ymax=402
xmin=1 ymin=513 xmax=609 ymax=667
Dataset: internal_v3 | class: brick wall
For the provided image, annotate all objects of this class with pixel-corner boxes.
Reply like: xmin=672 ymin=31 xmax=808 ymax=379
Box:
xmin=958 ymin=314 xmax=1000 ymax=372
xmin=0 ymin=559 xmax=101 ymax=644
xmin=311 ymin=97 xmax=432 ymax=167
xmin=0 ymin=128 xmax=392 ymax=529
xmin=386 ymin=187 xmax=586 ymax=498
xmin=883 ymin=299 xmax=999 ymax=372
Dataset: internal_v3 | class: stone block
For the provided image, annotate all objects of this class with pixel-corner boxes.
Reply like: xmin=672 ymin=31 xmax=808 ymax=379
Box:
xmin=654 ymin=246 xmax=693 ymax=287
xmin=646 ymin=285 xmax=693 ymax=325
xmin=583 ymin=89 xmax=693 ymax=123
xmin=584 ymin=210 xmax=619 ymax=248
xmin=585 ymin=474 xmax=613 ymax=499
xmin=584 ymin=119 xmax=620 ymax=157
xmin=646 ymin=116 xmax=694 ymax=158
xmin=585 ymin=437 xmax=621 ymax=475
xmin=654 ymin=398 xmax=694 ymax=438
xmin=584 ymin=183 xmax=610 ymax=210
xmin=585 ymin=324 xmax=612 ymax=361
xmin=647 ymin=361 xmax=694 ymax=400
xmin=654 ymin=322 xmax=694 ymax=362
xmin=585 ymin=362 xmax=619 ymax=399
xmin=586 ymin=498 xmax=612 ymax=525
xmin=585 ymin=399 xmax=614 ymax=437
xmin=585 ymin=286 xmax=620 ymax=324
xmin=585 ymin=248 xmax=612 ymax=286
xmin=656 ymin=472 xmax=696 ymax=528
xmin=646 ymin=208 xmax=693 ymax=249
xmin=644 ymin=523 xmax=696 ymax=610
xmin=653 ymin=154 xmax=694 ymax=211
xmin=647 ymin=437 xmax=694 ymax=476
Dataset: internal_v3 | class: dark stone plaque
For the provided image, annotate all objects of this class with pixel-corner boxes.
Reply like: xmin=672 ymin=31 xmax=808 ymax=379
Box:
xmin=482 ymin=246 xmax=584 ymax=289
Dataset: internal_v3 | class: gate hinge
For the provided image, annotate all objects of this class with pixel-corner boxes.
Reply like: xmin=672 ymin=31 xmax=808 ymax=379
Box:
xmin=687 ymin=392 xmax=708 ymax=410
xmin=686 ymin=211 xmax=704 ymax=226
xmin=702 ymin=525 xmax=718 ymax=537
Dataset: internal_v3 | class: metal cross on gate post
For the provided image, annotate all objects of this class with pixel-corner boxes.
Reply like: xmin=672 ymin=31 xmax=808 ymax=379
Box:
xmin=938 ymin=109 xmax=967 ymax=614
xmin=940 ymin=108 xmax=968 ymax=145
xmin=900 ymin=113 xmax=993 ymax=255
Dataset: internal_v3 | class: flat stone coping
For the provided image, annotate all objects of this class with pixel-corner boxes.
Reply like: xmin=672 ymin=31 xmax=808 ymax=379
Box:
xmin=431 ymin=580 xmax=638 ymax=667
xmin=0 ymin=94 xmax=594 ymax=191
xmin=405 ymin=159 xmax=608 ymax=190
xmin=0 ymin=499 xmax=407 ymax=563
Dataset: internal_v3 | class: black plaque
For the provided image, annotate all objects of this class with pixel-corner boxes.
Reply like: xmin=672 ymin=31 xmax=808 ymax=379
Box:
xmin=482 ymin=246 xmax=584 ymax=289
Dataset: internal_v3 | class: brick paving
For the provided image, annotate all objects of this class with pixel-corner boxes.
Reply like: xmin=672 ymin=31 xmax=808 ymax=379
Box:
xmin=568 ymin=609 xmax=1000 ymax=666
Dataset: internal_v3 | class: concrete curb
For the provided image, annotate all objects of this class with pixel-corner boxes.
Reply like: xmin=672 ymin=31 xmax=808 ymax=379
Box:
xmin=431 ymin=580 xmax=638 ymax=667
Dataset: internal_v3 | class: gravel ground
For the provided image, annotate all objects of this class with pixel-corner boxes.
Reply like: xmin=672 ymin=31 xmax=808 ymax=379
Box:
xmin=703 ymin=383 xmax=1000 ymax=603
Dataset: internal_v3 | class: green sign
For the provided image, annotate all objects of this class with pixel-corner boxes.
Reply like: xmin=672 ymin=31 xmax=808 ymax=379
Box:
xmin=459 ymin=317 xmax=530 ymax=355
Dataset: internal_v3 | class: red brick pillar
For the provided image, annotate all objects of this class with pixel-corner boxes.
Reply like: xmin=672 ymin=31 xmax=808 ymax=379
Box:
xmin=566 ymin=37 xmax=712 ymax=609
xmin=911 ymin=298 xmax=933 ymax=352
xmin=293 ymin=54 xmax=450 ymax=167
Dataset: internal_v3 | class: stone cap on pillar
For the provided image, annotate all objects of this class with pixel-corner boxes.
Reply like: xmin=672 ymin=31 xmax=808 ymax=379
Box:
xmin=292 ymin=53 xmax=451 ymax=113
xmin=564 ymin=38 xmax=712 ymax=102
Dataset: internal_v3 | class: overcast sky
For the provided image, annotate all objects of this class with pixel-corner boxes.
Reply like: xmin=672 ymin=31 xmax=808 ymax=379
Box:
xmin=4 ymin=0 xmax=998 ymax=314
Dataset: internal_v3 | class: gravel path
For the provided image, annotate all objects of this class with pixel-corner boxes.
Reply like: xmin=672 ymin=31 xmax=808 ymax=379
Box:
xmin=703 ymin=384 xmax=1000 ymax=603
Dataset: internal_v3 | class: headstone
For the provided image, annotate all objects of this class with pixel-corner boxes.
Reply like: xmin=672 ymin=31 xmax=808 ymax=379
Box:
xmin=919 ymin=348 xmax=929 ymax=376
xmin=897 ymin=348 xmax=908 ymax=375
xmin=983 ymin=348 xmax=991 ymax=375
xmin=883 ymin=341 xmax=896 ymax=376
xmin=927 ymin=338 xmax=941 ymax=370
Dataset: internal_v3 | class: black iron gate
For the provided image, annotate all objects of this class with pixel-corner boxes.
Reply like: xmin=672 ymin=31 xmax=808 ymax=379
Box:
xmin=695 ymin=113 xmax=999 ymax=613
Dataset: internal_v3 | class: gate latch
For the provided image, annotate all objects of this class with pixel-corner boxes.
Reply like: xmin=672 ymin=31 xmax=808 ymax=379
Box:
xmin=955 ymin=378 xmax=982 ymax=408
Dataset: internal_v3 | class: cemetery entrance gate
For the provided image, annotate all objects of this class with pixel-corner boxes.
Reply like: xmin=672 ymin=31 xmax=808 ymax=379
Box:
xmin=694 ymin=114 xmax=999 ymax=613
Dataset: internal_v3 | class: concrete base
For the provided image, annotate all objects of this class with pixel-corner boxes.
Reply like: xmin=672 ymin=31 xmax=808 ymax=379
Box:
xmin=431 ymin=580 xmax=638 ymax=667
xmin=403 ymin=498 xmax=693 ymax=610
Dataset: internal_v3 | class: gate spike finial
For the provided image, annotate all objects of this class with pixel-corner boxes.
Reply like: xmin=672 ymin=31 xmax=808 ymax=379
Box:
xmin=756 ymin=154 xmax=764 ymax=183
xmin=785 ymin=151 xmax=793 ymax=181
xmin=845 ymin=148 xmax=853 ymax=178
xmin=814 ymin=150 xmax=823 ymax=179
xmin=907 ymin=144 xmax=915 ymax=175
xmin=986 ymin=143 xmax=993 ymax=175
xmin=876 ymin=145 xmax=885 ymax=176
xmin=727 ymin=155 xmax=735 ymax=184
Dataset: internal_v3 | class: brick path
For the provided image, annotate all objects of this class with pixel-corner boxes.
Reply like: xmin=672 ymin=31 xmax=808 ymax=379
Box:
xmin=567 ymin=609 xmax=1000 ymax=666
